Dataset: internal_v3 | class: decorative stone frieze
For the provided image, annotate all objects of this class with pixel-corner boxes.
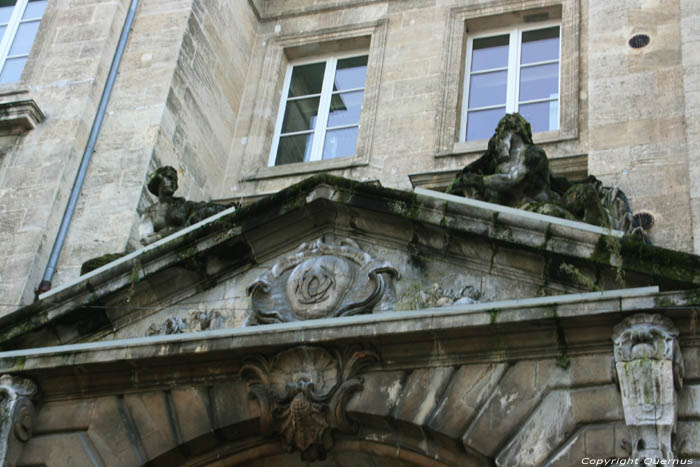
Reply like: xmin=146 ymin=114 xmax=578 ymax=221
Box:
xmin=145 ymin=310 xmax=223 ymax=336
xmin=246 ymin=237 xmax=398 ymax=325
xmin=0 ymin=375 xmax=39 ymax=467
xmin=612 ymin=314 xmax=684 ymax=461
xmin=240 ymin=346 xmax=377 ymax=461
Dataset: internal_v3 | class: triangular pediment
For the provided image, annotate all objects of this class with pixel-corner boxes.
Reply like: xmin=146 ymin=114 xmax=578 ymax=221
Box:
xmin=2 ymin=174 xmax=700 ymax=349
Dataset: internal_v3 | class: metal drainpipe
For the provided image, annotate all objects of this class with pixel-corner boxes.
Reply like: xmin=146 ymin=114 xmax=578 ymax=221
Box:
xmin=36 ymin=0 xmax=140 ymax=297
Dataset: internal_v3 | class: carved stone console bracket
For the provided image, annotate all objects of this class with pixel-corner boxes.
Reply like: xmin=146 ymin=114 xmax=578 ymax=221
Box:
xmin=0 ymin=375 xmax=39 ymax=467
xmin=240 ymin=346 xmax=378 ymax=461
xmin=246 ymin=237 xmax=398 ymax=325
xmin=612 ymin=314 xmax=684 ymax=461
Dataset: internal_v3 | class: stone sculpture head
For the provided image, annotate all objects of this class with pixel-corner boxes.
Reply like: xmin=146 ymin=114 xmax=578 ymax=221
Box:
xmin=488 ymin=113 xmax=534 ymax=164
xmin=147 ymin=166 xmax=178 ymax=199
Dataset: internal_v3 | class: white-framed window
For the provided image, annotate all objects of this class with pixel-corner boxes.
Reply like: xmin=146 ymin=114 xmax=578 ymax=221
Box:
xmin=269 ymin=51 xmax=369 ymax=166
xmin=0 ymin=0 xmax=47 ymax=85
xmin=461 ymin=23 xmax=561 ymax=142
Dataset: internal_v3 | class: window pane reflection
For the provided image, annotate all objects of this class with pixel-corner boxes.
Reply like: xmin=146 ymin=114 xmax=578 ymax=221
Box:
xmin=288 ymin=62 xmax=325 ymax=97
xmin=333 ymin=56 xmax=367 ymax=91
xmin=322 ymin=127 xmax=358 ymax=160
xmin=466 ymin=107 xmax=506 ymax=141
xmin=472 ymin=35 xmax=509 ymax=71
xmin=0 ymin=56 xmax=25 ymax=83
xmin=276 ymin=133 xmax=314 ymax=165
xmin=0 ymin=3 xmax=14 ymax=24
xmin=468 ymin=70 xmax=507 ymax=108
xmin=327 ymin=91 xmax=363 ymax=128
xmin=518 ymin=101 xmax=559 ymax=132
xmin=521 ymin=27 xmax=559 ymax=64
xmin=23 ymin=0 xmax=47 ymax=19
xmin=281 ymin=97 xmax=320 ymax=133
xmin=9 ymin=19 xmax=39 ymax=55
xmin=519 ymin=62 xmax=558 ymax=102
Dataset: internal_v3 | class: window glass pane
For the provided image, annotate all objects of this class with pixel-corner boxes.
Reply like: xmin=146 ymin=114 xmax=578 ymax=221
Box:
xmin=288 ymin=62 xmax=325 ymax=97
xmin=519 ymin=62 xmax=558 ymax=102
xmin=468 ymin=70 xmax=507 ymax=108
xmin=281 ymin=97 xmax=320 ymax=133
xmin=471 ymin=35 xmax=509 ymax=71
xmin=521 ymin=27 xmax=559 ymax=64
xmin=0 ymin=3 xmax=14 ymax=24
xmin=519 ymin=100 xmax=559 ymax=132
xmin=23 ymin=0 xmax=47 ymax=19
xmin=466 ymin=107 xmax=506 ymax=141
xmin=0 ymin=25 xmax=6 ymax=42
xmin=333 ymin=55 xmax=367 ymax=91
xmin=275 ymin=133 xmax=314 ymax=165
xmin=322 ymin=126 xmax=358 ymax=160
xmin=0 ymin=56 xmax=26 ymax=83
xmin=327 ymin=90 xmax=363 ymax=128
xmin=9 ymin=20 xmax=40 ymax=55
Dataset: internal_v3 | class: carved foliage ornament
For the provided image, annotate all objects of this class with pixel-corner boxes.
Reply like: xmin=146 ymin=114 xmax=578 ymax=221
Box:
xmin=240 ymin=346 xmax=377 ymax=462
xmin=0 ymin=375 xmax=39 ymax=467
xmin=612 ymin=314 xmax=684 ymax=461
xmin=246 ymin=238 xmax=398 ymax=324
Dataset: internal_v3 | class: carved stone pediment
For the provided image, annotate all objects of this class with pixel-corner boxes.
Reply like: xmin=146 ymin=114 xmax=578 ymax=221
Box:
xmin=0 ymin=375 xmax=39 ymax=467
xmin=240 ymin=346 xmax=377 ymax=461
xmin=612 ymin=314 xmax=684 ymax=460
xmin=246 ymin=237 xmax=398 ymax=325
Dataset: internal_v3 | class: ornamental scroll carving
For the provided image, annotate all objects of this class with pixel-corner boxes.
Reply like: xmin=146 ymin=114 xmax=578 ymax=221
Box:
xmin=612 ymin=314 xmax=684 ymax=461
xmin=246 ymin=237 xmax=398 ymax=325
xmin=240 ymin=346 xmax=377 ymax=462
xmin=0 ymin=375 xmax=39 ymax=467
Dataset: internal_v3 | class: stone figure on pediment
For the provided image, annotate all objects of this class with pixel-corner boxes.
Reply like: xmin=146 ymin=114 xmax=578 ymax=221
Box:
xmin=448 ymin=113 xmax=644 ymax=237
xmin=140 ymin=166 xmax=232 ymax=245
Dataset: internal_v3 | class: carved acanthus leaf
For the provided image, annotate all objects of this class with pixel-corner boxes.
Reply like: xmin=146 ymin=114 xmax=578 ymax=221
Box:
xmin=240 ymin=346 xmax=378 ymax=462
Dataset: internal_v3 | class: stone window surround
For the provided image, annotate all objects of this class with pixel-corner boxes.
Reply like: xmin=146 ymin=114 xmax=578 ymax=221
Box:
xmin=239 ymin=19 xmax=388 ymax=182
xmin=435 ymin=0 xmax=579 ymax=158
xmin=0 ymin=0 xmax=52 ymax=135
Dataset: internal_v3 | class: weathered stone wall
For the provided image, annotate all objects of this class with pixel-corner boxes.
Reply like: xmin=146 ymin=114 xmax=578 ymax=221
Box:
xmin=51 ymin=0 xmax=194 ymax=288
xmin=0 ymin=0 xmax=133 ymax=309
xmin=681 ymin=0 xmax=700 ymax=254
xmin=586 ymin=0 xmax=692 ymax=251
xmin=3 ymin=0 xmax=700 ymax=310
xmin=222 ymin=0 xmax=697 ymax=254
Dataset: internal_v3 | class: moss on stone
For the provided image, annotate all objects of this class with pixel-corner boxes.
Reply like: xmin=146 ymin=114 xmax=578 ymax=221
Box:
xmin=80 ymin=252 xmax=126 ymax=275
xmin=559 ymin=262 xmax=601 ymax=291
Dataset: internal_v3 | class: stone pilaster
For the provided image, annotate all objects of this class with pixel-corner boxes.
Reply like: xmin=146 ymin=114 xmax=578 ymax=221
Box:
xmin=612 ymin=314 xmax=684 ymax=460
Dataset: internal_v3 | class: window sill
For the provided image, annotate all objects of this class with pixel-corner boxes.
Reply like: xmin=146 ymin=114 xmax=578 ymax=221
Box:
xmin=438 ymin=129 xmax=577 ymax=159
xmin=241 ymin=156 xmax=368 ymax=182
xmin=0 ymin=88 xmax=45 ymax=134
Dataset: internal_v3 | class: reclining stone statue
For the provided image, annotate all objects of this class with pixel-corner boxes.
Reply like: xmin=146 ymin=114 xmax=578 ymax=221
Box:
xmin=140 ymin=166 xmax=232 ymax=245
xmin=447 ymin=113 xmax=643 ymax=236
xmin=81 ymin=166 xmax=236 ymax=274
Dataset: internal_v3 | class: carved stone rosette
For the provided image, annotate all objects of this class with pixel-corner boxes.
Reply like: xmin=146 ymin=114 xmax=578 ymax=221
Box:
xmin=240 ymin=346 xmax=377 ymax=461
xmin=246 ymin=237 xmax=398 ymax=325
xmin=0 ymin=375 xmax=39 ymax=467
xmin=612 ymin=314 xmax=684 ymax=461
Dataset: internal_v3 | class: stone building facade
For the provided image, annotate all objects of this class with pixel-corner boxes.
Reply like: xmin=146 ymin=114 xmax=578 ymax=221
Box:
xmin=0 ymin=0 xmax=700 ymax=465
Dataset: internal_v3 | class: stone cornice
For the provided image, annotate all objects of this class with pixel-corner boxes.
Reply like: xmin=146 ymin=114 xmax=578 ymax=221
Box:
xmin=4 ymin=286 xmax=700 ymax=400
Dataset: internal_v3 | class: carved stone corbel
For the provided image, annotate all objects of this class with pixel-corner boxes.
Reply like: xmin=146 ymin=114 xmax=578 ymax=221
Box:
xmin=612 ymin=314 xmax=683 ymax=461
xmin=240 ymin=346 xmax=377 ymax=462
xmin=0 ymin=375 xmax=39 ymax=467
